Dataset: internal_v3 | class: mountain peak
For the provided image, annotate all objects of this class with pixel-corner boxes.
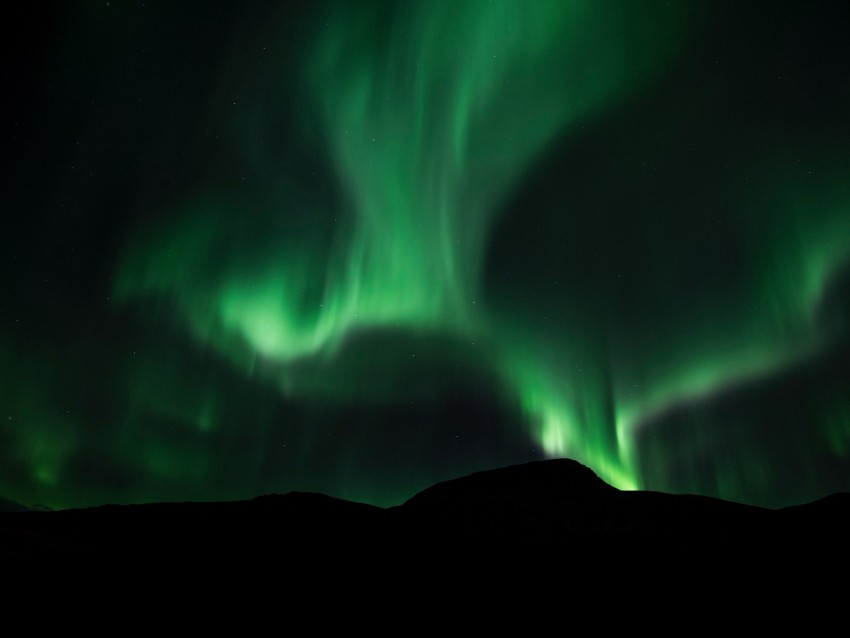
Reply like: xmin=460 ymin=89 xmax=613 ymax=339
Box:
xmin=402 ymin=458 xmax=615 ymax=509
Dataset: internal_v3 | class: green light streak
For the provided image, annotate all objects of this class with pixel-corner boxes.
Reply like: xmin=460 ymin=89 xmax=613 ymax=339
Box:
xmin=114 ymin=0 xmax=685 ymax=487
xmin=6 ymin=1 xmax=850 ymax=510
xmin=612 ymin=182 xmax=850 ymax=474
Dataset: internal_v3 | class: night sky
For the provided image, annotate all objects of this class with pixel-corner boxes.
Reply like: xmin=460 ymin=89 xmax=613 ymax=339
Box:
xmin=4 ymin=0 xmax=850 ymax=510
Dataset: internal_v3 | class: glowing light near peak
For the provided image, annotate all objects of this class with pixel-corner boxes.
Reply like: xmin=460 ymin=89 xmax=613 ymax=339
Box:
xmin=3 ymin=1 xmax=850 ymax=510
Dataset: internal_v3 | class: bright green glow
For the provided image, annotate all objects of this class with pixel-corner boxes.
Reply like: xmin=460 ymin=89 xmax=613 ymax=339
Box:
xmin=112 ymin=0 xmax=850 ymax=501
xmin=495 ymin=330 xmax=637 ymax=490
xmin=308 ymin=0 xmax=635 ymax=337
xmin=611 ymin=190 xmax=850 ymax=458
xmin=5 ymin=2 xmax=850 ymax=510
xmin=113 ymin=0 xmax=684 ymax=490
xmin=119 ymin=1 xmax=682 ymax=367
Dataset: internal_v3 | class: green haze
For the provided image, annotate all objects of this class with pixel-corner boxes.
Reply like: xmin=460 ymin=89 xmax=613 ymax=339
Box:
xmin=115 ymin=0 xmax=686 ymax=489
xmin=4 ymin=1 xmax=850 ymax=510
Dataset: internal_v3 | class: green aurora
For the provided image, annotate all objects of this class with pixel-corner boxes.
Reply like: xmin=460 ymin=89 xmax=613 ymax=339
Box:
xmin=3 ymin=0 xmax=850 ymax=509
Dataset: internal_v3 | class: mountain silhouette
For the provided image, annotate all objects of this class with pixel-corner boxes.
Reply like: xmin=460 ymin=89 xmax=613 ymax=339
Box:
xmin=0 ymin=497 xmax=28 ymax=513
xmin=2 ymin=459 xmax=846 ymax=568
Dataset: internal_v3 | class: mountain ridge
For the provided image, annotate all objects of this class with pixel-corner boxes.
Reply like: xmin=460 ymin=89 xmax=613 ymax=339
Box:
xmin=2 ymin=458 xmax=847 ymax=565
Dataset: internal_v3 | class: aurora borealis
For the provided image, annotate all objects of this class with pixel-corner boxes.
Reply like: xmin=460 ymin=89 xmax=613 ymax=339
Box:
xmin=4 ymin=0 xmax=850 ymax=509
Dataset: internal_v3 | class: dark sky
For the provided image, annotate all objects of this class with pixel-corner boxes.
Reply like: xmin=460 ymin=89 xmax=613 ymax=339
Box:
xmin=3 ymin=0 xmax=850 ymax=509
